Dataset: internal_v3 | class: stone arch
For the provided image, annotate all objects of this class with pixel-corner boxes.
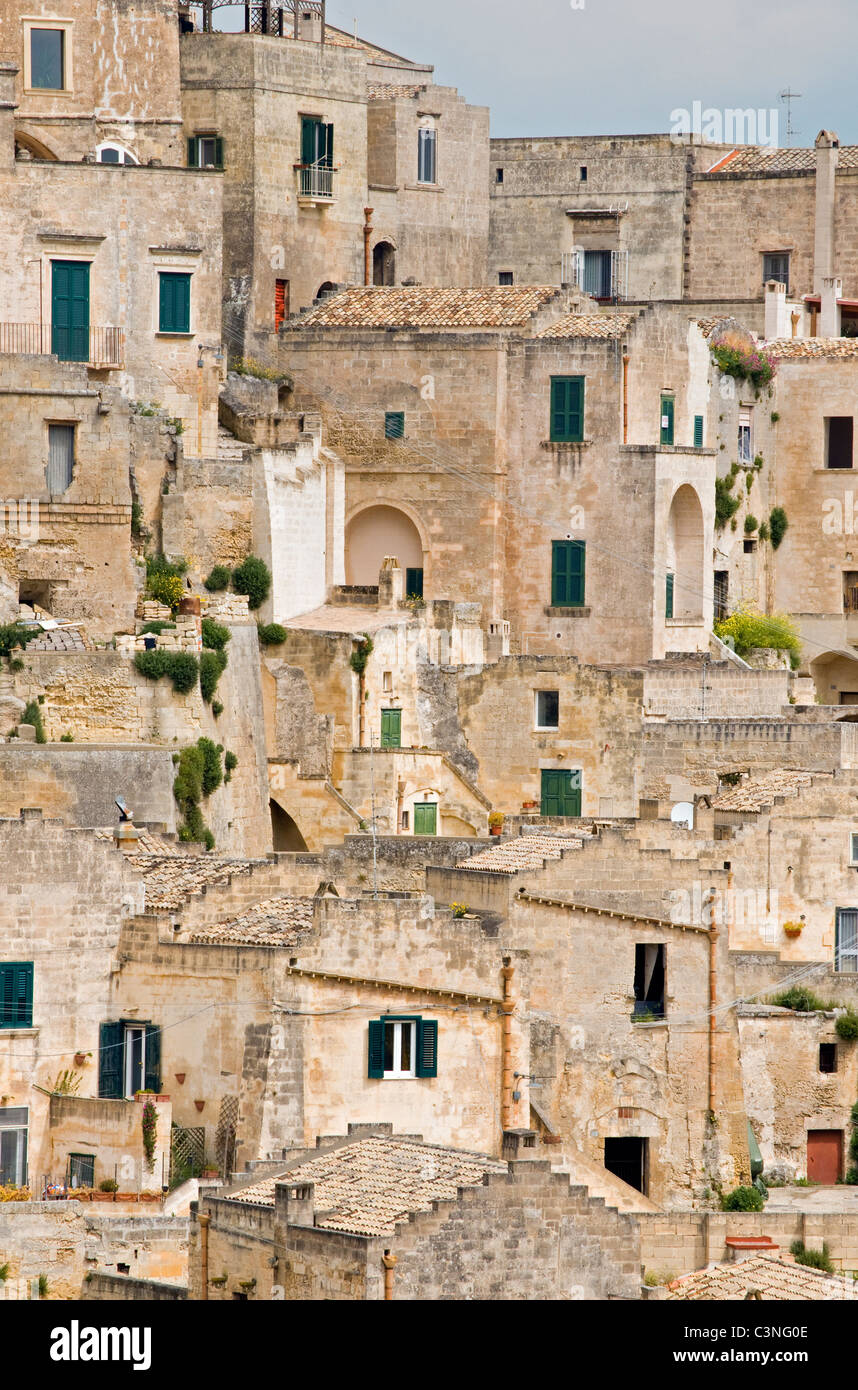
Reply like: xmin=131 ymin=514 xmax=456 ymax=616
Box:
xmin=373 ymin=240 xmax=396 ymax=286
xmin=270 ymin=799 xmax=309 ymax=852
xmin=665 ymin=484 xmax=704 ymax=621
xmin=316 ymin=281 xmax=337 ymax=300
xmin=15 ymin=130 xmax=58 ymax=160
xmin=345 ymin=502 xmax=427 ymax=589
xmin=809 ymin=650 xmax=858 ymax=705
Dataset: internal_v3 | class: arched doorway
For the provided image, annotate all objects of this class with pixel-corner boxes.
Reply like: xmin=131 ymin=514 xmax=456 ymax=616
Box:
xmin=316 ymin=281 xmax=337 ymax=300
xmin=666 ymin=485 xmax=704 ymax=621
xmin=270 ymin=800 xmax=309 ymax=852
xmin=14 ymin=131 xmax=58 ymax=160
xmin=373 ymin=242 xmax=396 ymax=286
xmin=345 ymin=504 xmax=425 ymax=592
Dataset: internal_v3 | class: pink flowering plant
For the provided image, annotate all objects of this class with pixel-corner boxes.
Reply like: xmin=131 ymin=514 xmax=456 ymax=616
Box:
xmin=710 ymin=332 xmax=777 ymax=390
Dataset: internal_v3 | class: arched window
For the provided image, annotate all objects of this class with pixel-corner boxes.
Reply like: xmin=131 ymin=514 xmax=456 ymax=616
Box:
xmin=96 ymin=142 xmax=138 ymax=166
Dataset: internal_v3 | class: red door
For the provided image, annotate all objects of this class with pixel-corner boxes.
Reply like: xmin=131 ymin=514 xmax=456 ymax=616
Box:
xmin=807 ymin=1130 xmax=842 ymax=1185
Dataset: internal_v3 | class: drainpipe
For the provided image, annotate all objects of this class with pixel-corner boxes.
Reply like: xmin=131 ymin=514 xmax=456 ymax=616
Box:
xmin=382 ymin=1250 xmax=397 ymax=1300
xmin=198 ymin=1211 xmax=210 ymax=1300
xmin=708 ymin=880 xmax=723 ymax=1119
xmin=501 ymin=958 xmax=515 ymax=1133
xmin=363 ymin=208 xmax=374 ymax=286
xmin=622 ymin=351 xmax=630 ymax=444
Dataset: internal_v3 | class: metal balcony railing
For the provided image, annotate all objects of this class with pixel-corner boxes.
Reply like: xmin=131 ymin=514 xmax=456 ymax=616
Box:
xmin=295 ymin=163 xmax=335 ymax=201
xmin=0 ymin=323 xmax=125 ymax=368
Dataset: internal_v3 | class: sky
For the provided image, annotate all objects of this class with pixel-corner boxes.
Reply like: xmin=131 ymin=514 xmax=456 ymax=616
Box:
xmin=312 ymin=0 xmax=858 ymax=144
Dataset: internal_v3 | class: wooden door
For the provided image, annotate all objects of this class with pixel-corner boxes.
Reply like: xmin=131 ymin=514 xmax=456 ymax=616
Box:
xmin=807 ymin=1130 xmax=842 ymax=1185
xmin=413 ymin=803 xmax=437 ymax=836
xmin=51 ymin=260 xmax=89 ymax=362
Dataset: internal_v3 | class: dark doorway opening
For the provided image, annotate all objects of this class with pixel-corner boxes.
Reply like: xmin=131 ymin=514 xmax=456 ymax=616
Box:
xmin=373 ymin=242 xmax=396 ymax=286
xmin=604 ymin=1137 xmax=648 ymax=1194
xmin=270 ymin=800 xmax=309 ymax=852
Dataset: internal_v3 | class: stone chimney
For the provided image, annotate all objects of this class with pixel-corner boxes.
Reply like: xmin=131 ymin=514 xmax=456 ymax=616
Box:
xmin=274 ymin=1180 xmax=315 ymax=1227
xmin=820 ymin=276 xmax=842 ymax=338
xmin=814 ymin=130 xmax=840 ymax=294
xmin=298 ymin=7 xmax=324 ymax=43
xmin=378 ymin=555 xmax=404 ymax=607
xmin=0 ymin=64 xmax=19 ymax=172
xmin=763 ymin=280 xmax=789 ymax=340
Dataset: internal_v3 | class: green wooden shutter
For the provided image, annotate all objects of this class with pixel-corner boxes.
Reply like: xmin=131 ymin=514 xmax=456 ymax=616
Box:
xmin=661 ymin=395 xmax=675 ymax=446
xmin=550 ymin=377 xmax=584 ymax=443
xmin=144 ymin=1023 xmax=162 ymax=1093
xmin=214 ymin=136 xmax=224 ymax=169
xmin=568 ymin=540 xmax=585 ymax=605
xmin=693 ymin=415 xmax=704 ymax=448
xmin=187 ymin=136 xmax=197 ymax=167
xmin=159 ymin=273 xmax=191 ymax=333
xmin=368 ymin=1019 xmax=385 ymax=1078
xmin=413 ymin=803 xmax=437 ymax=836
xmin=301 ymin=116 xmax=318 ymax=166
xmin=51 ymin=261 xmax=90 ymax=363
xmin=323 ymin=123 xmax=334 ymax=169
xmin=552 ymin=541 xmax=585 ymax=607
xmin=417 ymin=1019 xmax=438 ymax=1078
xmin=551 ymin=541 xmax=569 ymax=606
xmin=565 ymin=769 xmax=582 ymax=817
xmin=384 ymin=411 xmax=405 ymax=439
xmin=0 ymin=963 xmax=33 ymax=1028
xmin=380 ymin=709 xmax=401 ymax=748
xmin=98 ymin=1021 xmax=125 ymax=1098
xmin=666 ymin=572 xmax=675 ymax=620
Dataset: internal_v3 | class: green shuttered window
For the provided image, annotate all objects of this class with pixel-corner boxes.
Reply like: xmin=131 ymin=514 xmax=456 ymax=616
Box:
xmin=551 ymin=540 xmax=586 ymax=607
xmin=368 ymin=1016 xmax=438 ymax=1079
xmin=693 ymin=415 xmax=704 ymax=448
xmin=666 ymin=572 xmax=675 ymax=620
xmin=0 ymin=963 xmax=34 ymax=1029
xmin=98 ymin=1020 xmax=162 ymax=1098
xmin=661 ymin=395 xmax=675 ymax=446
xmin=550 ymin=376 xmax=584 ymax=443
xmin=380 ymin=709 xmax=401 ymax=748
xmin=187 ymin=135 xmax=223 ymax=169
xmin=158 ymin=272 xmax=191 ymax=334
xmin=384 ymin=411 xmax=405 ymax=439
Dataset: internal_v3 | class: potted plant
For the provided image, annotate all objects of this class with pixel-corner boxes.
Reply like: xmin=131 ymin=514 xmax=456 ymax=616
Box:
xmin=73 ymin=1051 xmax=91 ymax=1068
xmin=489 ymin=812 xmax=504 ymax=837
xmin=783 ymin=918 xmax=805 ymax=939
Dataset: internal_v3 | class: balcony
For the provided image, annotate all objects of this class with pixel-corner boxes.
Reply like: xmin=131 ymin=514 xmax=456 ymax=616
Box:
xmin=295 ymin=164 xmax=336 ymax=205
xmin=561 ymin=249 xmax=629 ymax=302
xmin=0 ymin=323 xmax=125 ymax=369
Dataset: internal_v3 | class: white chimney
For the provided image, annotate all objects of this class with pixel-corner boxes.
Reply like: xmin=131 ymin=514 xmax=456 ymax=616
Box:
xmin=821 ymin=276 xmax=842 ymax=338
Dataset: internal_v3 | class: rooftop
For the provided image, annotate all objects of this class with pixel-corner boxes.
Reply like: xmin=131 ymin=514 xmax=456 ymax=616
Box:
xmin=712 ymin=769 xmax=817 ymax=813
xmin=767 ymin=337 xmax=858 ymax=359
xmin=667 ymin=1253 xmax=854 ymax=1300
xmin=535 ymin=311 xmax=638 ymax=340
xmin=188 ymin=895 xmax=315 ymax=947
xmin=709 ymin=146 xmax=858 ymax=174
xmin=226 ymin=1134 xmax=505 ymax=1236
xmin=455 ymin=832 xmax=585 ymax=876
xmin=367 ymin=82 xmax=427 ymax=101
xmin=293 ymin=286 xmax=563 ymax=330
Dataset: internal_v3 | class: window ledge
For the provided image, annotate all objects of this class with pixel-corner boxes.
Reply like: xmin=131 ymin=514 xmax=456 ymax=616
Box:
xmin=405 ymin=182 xmax=445 ymax=192
xmin=541 ymin=439 xmax=591 ymax=450
xmin=534 ymin=726 xmax=560 ymax=733
xmin=545 ymin=606 xmax=591 ymax=617
xmin=814 ymin=467 xmax=854 ymax=474
xmin=665 ymin=618 xmax=705 ymax=627
xmin=155 ymin=332 xmax=193 ymax=339
xmin=0 ymin=1027 xmax=38 ymax=1038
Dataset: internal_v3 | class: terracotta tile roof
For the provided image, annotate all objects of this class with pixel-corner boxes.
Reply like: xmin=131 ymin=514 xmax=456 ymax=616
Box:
xmin=697 ymin=317 xmax=732 ymax=338
xmin=667 ymin=1253 xmax=854 ymax=1300
xmin=535 ymin=311 xmax=637 ymax=340
xmin=455 ymin=833 xmax=584 ymax=875
xmin=129 ymin=855 xmax=263 ymax=912
xmin=293 ymin=286 xmax=562 ymax=330
xmin=188 ymin=896 xmax=315 ymax=947
xmin=95 ymin=829 xmax=185 ymax=857
xmin=767 ymin=337 xmax=858 ymax=359
xmin=367 ymin=82 xmax=427 ymax=101
xmin=711 ymin=146 xmax=858 ymax=174
xmin=712 ymin=770 xmax=815 ymax=812
xmin=228 ymin=1135 xmax=505 ymax=1236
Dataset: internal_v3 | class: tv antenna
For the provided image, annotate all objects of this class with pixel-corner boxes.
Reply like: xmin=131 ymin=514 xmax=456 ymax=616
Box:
xmin=779 ymin=88 xmax=802 ymax=147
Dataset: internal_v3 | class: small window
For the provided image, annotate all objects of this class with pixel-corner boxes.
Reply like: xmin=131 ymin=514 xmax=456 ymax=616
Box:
xmin=368 ymin=1015 xmax=438 ymax=1079
xmin=498 ymin=271 xmax=514 ymax=286
xmin=580 ymin=165 xmax=588 ymax=181
xmin=400 ymin=809 xmax=409 ymax=830
xmin=665 ymin=572 xmax=675 ymax=621
xmin=275 ymin=278 xmax=290 ymax=331
xmin=744 ymin=538 xmax=757 ymax=554
xmin=496 ymin=167 xmax=504 ymax=184
xmin=384 ymin=411 xmax=405 ymax=440
xmin=67 ymin=1153 xmax=95 ymax=1189
xmin=819 ymin=1043 xmax=837 ymax=1074
xmin=418 ymin=124 xmax=437 ymax=184
xmin=535 ymin=690 xmax=559 ymax=729
xmin=187 ymin=134 xmax=223 ymax=170
xmin=694 ymin=415 xmax=704 ymax=448
xmin=158 ymin=272 xmax=191 ymax=334
xmin=551 ymin=540 xmax=586 ymax=607
xmin=763 ymin=252 xmax=790 ymax=288
xmin=738 ymin=406 xmax=753 ymax=464
xmin=30 ymin=27 xmax=65 ymax=90
xmin=714 ymin=570 xmax=729 ymax=623
xmin=405 ymin=567 xmax=423 ymax=599
xmin=836 ymin=908 xmax=858 ymax=973
xmin=0 ymin=963 xmax=34 ymax=1029
xmin=826 ymin=417 xmax=853 ymax=470
xmin=96 ymin=143 xmax=137 ymax=165
xmin=47 ymin=423 xmax=75 ymax=494
xmin=633 ymin=943 xmax=666 ymax=1020
xmin=0 ymin=1108 xmax=28 ymax=1187
xmin=660 ymin=394 xmax=675 ymax=447
xmin=550 ymin=376 xmax=585 ymax=443
xmin=382 ymin=671 xmax=393 ymax=692
xmin=850 ymin=832 xmax=858 ymax=866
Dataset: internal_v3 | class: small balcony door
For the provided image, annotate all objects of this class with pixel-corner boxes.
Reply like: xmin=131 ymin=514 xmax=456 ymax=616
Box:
xmin=541 ymin=769 xmax=582 ymax=817
xmin=413 ymin=803 xmax=437 ymax=836
xmin=51 ymin=260 xmax=90 ymax=362
xmin=124 ymin=1025 xmax=146 ymax=1099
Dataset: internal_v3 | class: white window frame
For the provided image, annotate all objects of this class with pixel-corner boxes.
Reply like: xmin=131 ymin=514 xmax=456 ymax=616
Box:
xmin=738 ymin=407 xmax=753 ymax=464
xmin=124 ymin=1025 xmax=146 ymax=1100
xmin=96 ymin=142 xmax=138 ymax=166
xmin=23 ymin=18 xmax=74 ymax=94
xmin=417 ymin=118 xmax=437 ymax=186
xmin=534 ymin=690 xmax=560 ymax=731
xmin=383 ymin=1019 xmax=417 ymax=1079
xmin=850 ymin=832 xmax=858 ymax=867
xmin=0 ymin=1107 xmax=28 ymax=1187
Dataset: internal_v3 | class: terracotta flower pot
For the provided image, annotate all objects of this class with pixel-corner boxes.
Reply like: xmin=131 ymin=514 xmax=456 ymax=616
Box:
xmin=489 ymin=826 xmax=503 ymax=837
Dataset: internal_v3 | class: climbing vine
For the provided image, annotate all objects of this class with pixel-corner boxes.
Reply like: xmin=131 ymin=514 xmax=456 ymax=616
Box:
xmin=141 ymin=1098 xmax=158 ymax=1172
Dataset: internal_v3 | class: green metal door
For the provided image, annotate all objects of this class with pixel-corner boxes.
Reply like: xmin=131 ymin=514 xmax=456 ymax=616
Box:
xmin=380 ymin=709 xmax=401 ymax=748
xmin=413 ymin=803 xmax=437 ymax=836
xmin=540 ymin=770 xmax=582 ymax=817
xmin=660 ymin=395 xmax=675 ymax=446
xmin=51 ymin=261 xmax=90 ymax=362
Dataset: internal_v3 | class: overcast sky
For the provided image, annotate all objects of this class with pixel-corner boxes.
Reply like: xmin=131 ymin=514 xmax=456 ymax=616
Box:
xmin=320 ymin=0 xmax=857 ymax=144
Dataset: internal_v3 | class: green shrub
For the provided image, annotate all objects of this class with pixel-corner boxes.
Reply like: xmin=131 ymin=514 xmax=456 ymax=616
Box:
xmin=140 ymin=621 xmax=176 ymax=637
xmin=198 ymin=738 xmax=223 ymax=797
xmin=721 ymin=1185 xmax=765 ymax=1212
xmin=232 ymin=555 xmax=271 ymax=611
xmin=758 ymin=521 xmax=770 ymax=542
xmin=715 ymin=474 xmax=741 ymax=529
xmin=199 ymin=647 xmax=228 ymax=703
xmin=710 ymin=337 xmax=776 ymax=389
xmin=211 ymin=701 xmax=224 ymax=719
xmin=770 ymin=985 xmax=829 ymax=1013
xmin=201 ymin=618 xmax=231 ymax=652
xmin=204 ymin=566 xmax=231 ymax=593
xmin=714 ymin=606 xmax=802 ymax=666
xmin=790 ymin=1240 xmax=834 ymax=1273
xmin=22 ymin=700 xmax=46 ymax=744
xmin=744 ymin=514 xmax=758 ymax=535
xmin=173 ymin=745 xmax=205 ymax=807
xmin=134 ymin=650 xmax=200 ymax=695
xmin=99 ymin=1178 xmax=118 ymax=1194
xmin=257 ymin=623 xmax=288 ymax=647
xmin=224 ymin=751 xmax=238 ymax=773
xmin=350 ymin=636 xmax=374 ymax=677
xmin=836 ymin=1010 xmax=858 ymax=1042
xmin=769 ymin=506 xmax=789 ymax=550
xmin=0 ymin=623 xmax=32 ymax=658
xmin=145 ymin=555 xmax=187 ymax=611
xmin=60 ymin=732 xmax=74 ymax=742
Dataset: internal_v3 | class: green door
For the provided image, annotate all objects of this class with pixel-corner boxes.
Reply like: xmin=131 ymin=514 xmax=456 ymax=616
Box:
xmin=660 ymin=395 xmax=675 ymax=446
xmin=51 ymin=261 xmax=90 ymax=362
xmin=540 ymin=770 xmax=582 ymax=818
xmin=413 ymin=803 xmax=438 ymax=836
xmin=380 ymin=709 xmax=401 ymax=748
